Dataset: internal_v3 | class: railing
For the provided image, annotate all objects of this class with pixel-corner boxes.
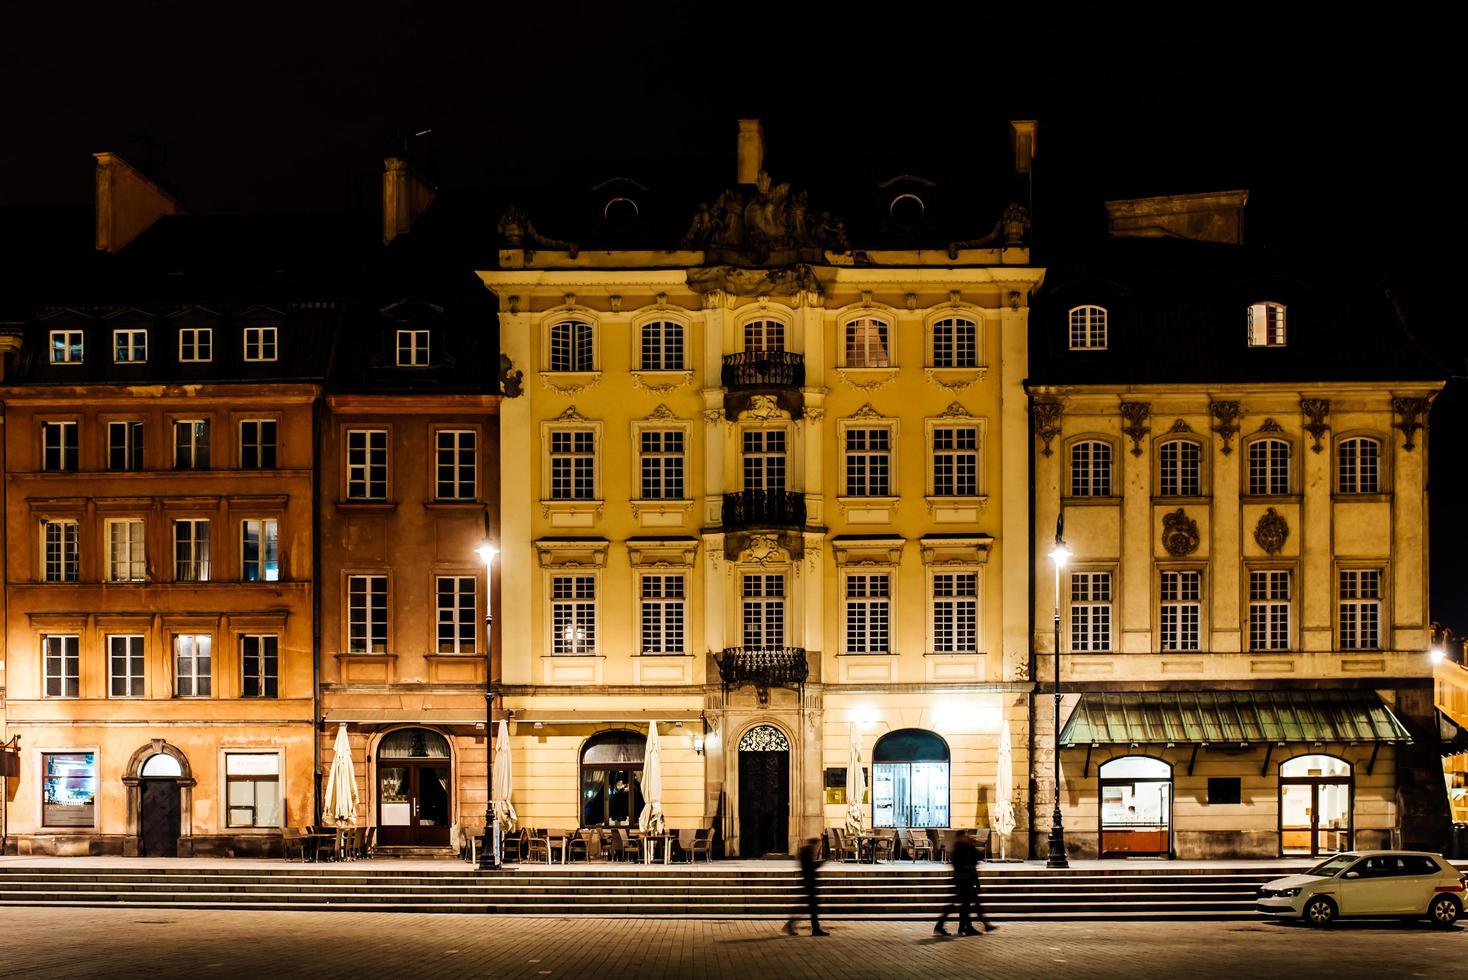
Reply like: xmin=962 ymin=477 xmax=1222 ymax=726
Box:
xmin=721 ymin=489 xmax=806 ymax=529
xmin=721 ymin=350 xmax=805 ymax=389
xmin=714 ymin=647 xmax=810 ymax=702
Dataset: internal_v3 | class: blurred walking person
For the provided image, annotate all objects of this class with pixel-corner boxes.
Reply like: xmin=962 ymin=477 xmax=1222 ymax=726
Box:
xmin=934 ymin=830 xmax=994 ymax=936
xmin=785 ymin=836 xmax=830 ymax=936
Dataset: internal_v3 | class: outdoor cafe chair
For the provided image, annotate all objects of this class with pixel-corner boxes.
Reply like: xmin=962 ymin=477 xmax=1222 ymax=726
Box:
xmin=677 ymin=828 xmax=696 ymax=861
xmin=909 ymin=829 xmax=935 ymax=862
xmin=688 ymin=827 xmax=713 ymax=863
xmin=566 ymin=830 xmax=591 ymax=862
xmin=524 ymin=831 xmax=551 ymax=864
xmin=280 ymin=827 xmax=308 ymax=862
xmin=872 ymin=829 xmax=896 ymax=862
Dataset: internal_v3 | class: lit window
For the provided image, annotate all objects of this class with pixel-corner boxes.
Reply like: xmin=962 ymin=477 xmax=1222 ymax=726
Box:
xmin=932 ymin=427 xmax=979 ymax=496
xmin=173 ymin=634 xmax=212 ymax=697
xmin=1070 ymin=440 xmax=1112 ymax=497
xmin=225 ymin=752 xmax=280 ymax=827
xmin=845 ymin=428 xmax=892 ymax=497
xmin=42 ymin=520 xmax=79 ymax=583
xmin=241 ymin=635 xmax=279 ymax=698
xmin=1068 ymin=306 xmax=1108 ymax=350
xmin=931 ymin=317 xmax=977 ymax=368
xmin=243 ymin=325 xmax=278 ymax=362
xmin=552 ymin=575 xmax=596 ymax=654
xmin=1339 ymin=569 xmax=1382 ymax=650
xmin=640 ymin=320 xmax=684 ymax=370
xmin=48 ymin=330 xmax=84 ymax=364
xmin=106 ymin=519 xmax=147 ymax=582
xmin=845 ymin=574 xmax=891 ymax=654
xmin=741 ymin=574 xmax=786 ymax=650
xmin=1070 ymin=572 xmax=1112 ymax=651
xmin=932 ymin=573 xmax=977 ymax=653
xmin=240 ymin=420 xmax=278 ymax=470
xmin=1158 ymin=439 xmax=1202 ymax=496
xmin=108 ymin=635 xmax=145 ymax=697
xmin=173 ymin=419 xmax=210 ymax=470
xmin=435 ymin=430 xmax=477 ymax=500
xmin=1247 ymin=302 xmax=1287 ymax=347
xmin=346 ymin=429 xmax=388 ymax=499
xmin=42 ymin=752 xmax=95 ymax=827
xmin=173 ymin=519 xmax=211 ymax=582
xmin=113 ymin=328 xmax=147 ymax=363
xmin=639 ymin=430 xmax=685 ymax=500
xmin=347 ymin=574 xmax=389 ymax=653
xmin=179 ymin=327 xmax=213 ymax=362
xmin=845 ymin=317 xmax=890 ymax=368
xmin=639 ymin=574 xmax=685 ymax=654
xmin=41 ymin=421 xmax=78 ymax=471
xmin=43 ymin=635 xmax=79 ymax=698
xmin=107 ymin=421 xmax=144 ymax=471
xmin=549 ymin=430 xmax=596 ymax=499
xmin=1248 ymin=570 xmax=1292 ymax=651
xmin=396 ymin=329 xmax=430 ymax=367
xmin=742 ymin=430 xmax=786 ymax=492
xmin=241 ymin=518 xmax=279 ymax=582
xmin=1338 ymin=438 xmax=1381 ymax=494
xmin=435 ymin=576 xmax=477 ymax=653
xmin=1247 ymin=438 xmax=1291 ymax=495
xmin=1159 ymin=570 xmax=1201 ymax=651
xmin=743 ymin=319 xmax=785 ymax=353
xmin=549 ymin=320 xmax=594 ymax=371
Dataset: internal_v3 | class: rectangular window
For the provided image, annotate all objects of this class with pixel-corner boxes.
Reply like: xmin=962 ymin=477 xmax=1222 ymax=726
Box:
xmin=225 ymin=753 xmax=281 ymax=827
xmin=173 ymin=519 xmax=211 ymax=582
xmin=844 ymin=428 xmax=891 ymax=497
xmin=931 ymin=317 xmax=977 ymax=368
xmin=173 ymin=419 xmax=210 ymax=470
xmin=549 ymin=321 xmax=595 ymax=372
xmin=551 ymin=575 xmax=596 ymax=654
xmin=1070 ymin=441 xmax=1112 ymax=497
xmin=243 ymin=325 xmax=278 ymax=362
xmin=42 ymin=520 xmax=79 ymax=583
xmin=179 ymin=327 xmax=213 ymax=363
xmin=845 ymin=318 xmax=890 ymax=368
xmin=241 ymin=634 xmax=279 ymax=698
xmin=240 ymin=420 xmax=278 ymax=470
xmin=549 ymin=430 xmax=596 ymax=500
xmin=742 ymin=429 xmax=786 ymax=491
xmin=1248 ymin=570 xmax=1292 ymax=651
xmin=48 ymin=330 xmax=84 ymax=364
xmin=742 ymin=574 xmax=786 ymax=650
xmin=1338 ymin=438 xmax=1381 ymax=494
xmin=1158 ymin=440 xmax=1202 ymax=496
xmin=43 ymin=635 xmax=80 ymax=698
xmin=1070 ymin=572 xmax=1112 ymax=652
xmin=41 ymin=421 xmax=78 ymax=471
xmin=639 ymin=430 xmax=685 ymax=500
xmin=435 ymin=430 xmax=477 ymax=500
xmin=346 ymin=429 xmax=388 ymax=499
xmin=241 ymin=519 xmax=279 ymax=582
xmin=639 ymin=574 xmax=685 ymax=654
xmin=932 ymin=427 xmax=979 ymax=496
xmin=1159 ymin=570 xmax=1202 ymax=651
xmin=107 ymin=519 xmax=147 ymax=582
xmin=845 ymin=574 xmax=891 ymax=654
xmin=396 ymin=329 xmax=430 ymax=366
xmin=108 ymin=635 xmax=145 ymax=698
xmin=107 ymin=420 xmax=144 ymax=471
xmin=174 ymin=634 xmax=212 ymax=697
xmin=113 ymin=328 xmax=147 ymax=363
xmin=639 ymin=320 xmax=684 ymax=371
xmin=435 ymin=576 xmax=477 ymax=654
xmin=1340 ymin=569 xmax=1383 ymax=651
xmin=347 ymin=575 xmax=389 ymax=653
xmin=1247 ymin=440 xmax=1291 ymax=495
xmin=1247 ymin=303 xmax=1287 ymax=347
xmin=42 ymin=752 xmax=96 ymax=827
xmin=932 ymin=572 xmax=977 ymax=653
xmin=743 ymin=319 xmax=784 ymax=353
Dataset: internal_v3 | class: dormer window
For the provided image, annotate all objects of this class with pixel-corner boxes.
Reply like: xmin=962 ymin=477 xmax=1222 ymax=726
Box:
xmin=243 ymin=325 xmax=278 ymax=362
xmin=396 ymin=329 xmax=430 ymax=367
xmin=1068 ymin=305 xmax=1108 ymax=350
xmin=1247 ymin=302 xmax=1287 ymax=347
xmin=113 ymin=329 xmax=148 ymax=363
xmin=48 ymin=330 xmax=84 ymax=364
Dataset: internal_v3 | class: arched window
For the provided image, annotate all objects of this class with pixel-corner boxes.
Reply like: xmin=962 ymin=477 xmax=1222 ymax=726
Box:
xmin=580 ymin=730 xmax=646 ymax=827
xmin=379 ymin=728 xmax=451 ymax=758
xmin=639 ymin=320 xmax=684 ymax=371
xmin=1157 ymin=439 xmax=1202 ymax=496
xmin=931 ymin=317 xmax=978 ymax=368
xmin=1068 ymin=305 xmax=1108 ymax=350
xmin=1338 ymin=437 xmax=1382 ymax=494
xmin=872 ymin=729 xmax=950 ymax=829
xmin=1070 ymin=440 xmax=1113 ymax=497
xmin=1280 ymin=755 xmax=1353 ymax=856
xmin=1247 ymin=438 xmax=1292 ymax=495
xmin=844 ymin=317 xmax=890 ymax=368
xmin=549 ymin=320 xmax=595 ymax=372
xmin=743 ymin=319 xmax=785 ymax=353
xmin=140 ymin=753 xmax=183 ymax=778
xmin=1098 ymin=755 xmax=1172 ymax=857
xmin=1247 ymin=302 xmax=1287 ymax=347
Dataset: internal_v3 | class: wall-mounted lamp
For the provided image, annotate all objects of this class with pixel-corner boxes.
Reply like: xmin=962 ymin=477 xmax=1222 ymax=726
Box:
xmin=1431 ymin=646 xmax=1446 ymax=664
xmin=533 ymin=721 xmax=544 ymax=730
xmin=694 ymin=737 xmax=705 ymax=755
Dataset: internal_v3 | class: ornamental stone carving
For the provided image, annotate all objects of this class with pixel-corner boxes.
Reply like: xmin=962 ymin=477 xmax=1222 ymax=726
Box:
xmin=1210 ymin=401 xmax=1241 ymax=454
xmin=497 ymin=205 xmax=578 ymax=256
xmin=680 ymin=171 xmax=848 ymax=264
xmin=1300 ymin=399 xmax=1331 ymax=453
xmin=1161 ymin=508 xmax=1200 ymax=557
xmin=1120 ymin=402 xmax=1151 ymax=457
xmin=1032 ymin=399 xmax=1063 ymax=457
xmin=1254 ymin=507 xmax=1290 ymax=555
xmin=1393 ymin=396 xmax=1429 ymax=451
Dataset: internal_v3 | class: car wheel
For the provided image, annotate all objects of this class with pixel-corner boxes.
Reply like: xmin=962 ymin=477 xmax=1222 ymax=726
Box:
xmin=1302 ymin=896 xmax=1336 ymax=926
xmin=1429 ymin=894 xmax=1461 ymax=927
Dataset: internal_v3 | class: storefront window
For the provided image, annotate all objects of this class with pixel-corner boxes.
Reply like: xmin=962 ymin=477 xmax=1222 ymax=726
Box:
xmin=225 ymin=752 xmax=281 ymax=828
xmin=1099 ymin=755 xmax=1171 ymax=856
xmin=872 ymin=729 xmax=950 ymax=829
xmin=580 ymin=731 xmax=645 ymax=828
xmin=1280 ymin=754 xmax=1352 ymax=856
xmin=43 ymin=752 xmax=97 ymax=827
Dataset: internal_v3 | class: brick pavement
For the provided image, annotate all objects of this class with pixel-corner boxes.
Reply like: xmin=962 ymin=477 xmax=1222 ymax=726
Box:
xmin=1 ymin=909 xmax=1462 ymax=979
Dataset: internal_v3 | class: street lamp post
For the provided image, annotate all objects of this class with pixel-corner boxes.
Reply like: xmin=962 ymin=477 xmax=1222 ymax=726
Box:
xmin=1046 ymin=515 xmax=1071 ymax=869
xmin=475 ymin=541 xmax=500 ymax=871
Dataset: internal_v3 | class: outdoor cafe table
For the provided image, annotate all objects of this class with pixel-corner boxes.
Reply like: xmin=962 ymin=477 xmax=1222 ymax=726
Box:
xmin=305 ymin=831 xmax=340 ymax=862
xmin=636 ymin=832 xmax=673 ymax=864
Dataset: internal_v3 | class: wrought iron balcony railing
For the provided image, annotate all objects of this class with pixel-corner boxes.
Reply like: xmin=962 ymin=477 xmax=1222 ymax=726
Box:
xmin=714 ymin=646 xmax=810 ymax=703
xmin=720 ymin=350 xmax=805 ymax=390
xmin=721 ymin=489 xmax=806 ymax=530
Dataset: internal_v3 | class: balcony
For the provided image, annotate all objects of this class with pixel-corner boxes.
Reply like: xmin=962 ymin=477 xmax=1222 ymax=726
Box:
xmin=720 ymin=351 xmax=804 ymax=420
xmin=722 ymin=489 xmax=806 ymax=530
xmin=714 ymin=646 xmax=810 ymax=703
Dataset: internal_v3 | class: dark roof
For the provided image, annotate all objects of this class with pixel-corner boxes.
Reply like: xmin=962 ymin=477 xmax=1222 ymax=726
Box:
xmin=1030 ymin=237 xmax=1447 ymax=386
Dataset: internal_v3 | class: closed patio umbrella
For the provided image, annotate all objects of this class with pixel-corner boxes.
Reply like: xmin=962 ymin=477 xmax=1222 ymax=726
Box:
xmin=637 ymin=721 xmax=665 ymax=838
xmin=321 ymin=724 xmax=359 ymax=858
xmin=846 ymin=722 xmax=866 ymax=835
xmin=491 ymin=719 xmax=517 ymax=833
xmin=991 ymin=720 xmax=1016 ymax=859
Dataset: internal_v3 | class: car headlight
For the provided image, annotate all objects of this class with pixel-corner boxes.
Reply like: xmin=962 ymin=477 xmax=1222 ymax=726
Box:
xmin=1278 ymin=887 xmax=1301 ymax=897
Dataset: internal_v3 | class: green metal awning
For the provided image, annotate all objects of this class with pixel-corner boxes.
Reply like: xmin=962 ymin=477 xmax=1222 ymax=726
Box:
xmin=1059 ymin=690 xmax=1413 ymax=747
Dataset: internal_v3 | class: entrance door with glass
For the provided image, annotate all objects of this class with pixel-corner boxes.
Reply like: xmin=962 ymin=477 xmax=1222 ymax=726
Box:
xmin=376 ymin=728 xmax=452 ymax=848
xmin=1279 ymin=754 xmax=1353 ymax=856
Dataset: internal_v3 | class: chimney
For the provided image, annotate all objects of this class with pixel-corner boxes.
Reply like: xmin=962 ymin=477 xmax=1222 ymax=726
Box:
xmin=93 ymin=152 xmax=183 ymax=253
xmin=382 ymin=157 xmax=438 ymax=243
xmin=1104 ymin=190 xmax=1249 ymax=244
xmin=736 ymin=119 xmax=764 ymax=185
xmin=1009 ymin=120 xmax=1037 ymax=176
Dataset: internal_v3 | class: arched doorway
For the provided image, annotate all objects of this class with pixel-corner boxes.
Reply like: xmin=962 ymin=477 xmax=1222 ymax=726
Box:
xmin=738 ymin=724 xmax=790 ymax=857
xmin=580 ymin=731 xmax=646 ymax=827
xmin=1280 ymin=754 xmax=1353 ymax=856
xmin=1098 ymin=756 xmax=1172 ymax=857
xmin=376 ymin=728 xmax=451 ymax=847
xmin=873 ymin=729 xmax=950 ymax=829
xmin=122 ymin=739 xmax=195 ymax=858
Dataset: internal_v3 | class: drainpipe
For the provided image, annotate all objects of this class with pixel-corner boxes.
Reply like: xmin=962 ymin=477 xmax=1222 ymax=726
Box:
xmin=311 ymin=391 xmax=324 ymax=827
xmin=1024 ymin=384 xmax=1038 ymax=860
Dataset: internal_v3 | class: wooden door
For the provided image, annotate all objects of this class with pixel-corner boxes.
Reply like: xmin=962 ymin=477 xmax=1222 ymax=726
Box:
xmin=140 ymin=779 xmax=180 ymax=857
xmin=378 ymin=761 xmax=451 ymax=847
xmin=738 ymin=750 xmax=789 ymax=857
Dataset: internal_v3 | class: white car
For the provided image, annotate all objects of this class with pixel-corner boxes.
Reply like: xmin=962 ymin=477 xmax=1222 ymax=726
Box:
xmin=1256 ymin=850 xmax=1466 ymax=926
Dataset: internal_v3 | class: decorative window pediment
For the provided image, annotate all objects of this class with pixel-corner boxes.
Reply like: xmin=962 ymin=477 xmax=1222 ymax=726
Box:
xmin=919 ymin=534 xmax=993 ymax=566
xmin=534 ymin=537 xmax=610 ymax=570
xmin=626 ymin=536 xmax=699 ymax=568
xmin=831 ymin=535 xmax=905 ymax=566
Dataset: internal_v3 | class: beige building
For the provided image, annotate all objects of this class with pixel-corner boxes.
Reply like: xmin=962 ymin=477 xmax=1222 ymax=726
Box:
xmin=484 ymin=121 xmax=1042 ymax=855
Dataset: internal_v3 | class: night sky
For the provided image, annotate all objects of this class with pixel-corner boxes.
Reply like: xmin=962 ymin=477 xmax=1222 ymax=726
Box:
xmin=4 ymin=3 xmax=1459 ymax=624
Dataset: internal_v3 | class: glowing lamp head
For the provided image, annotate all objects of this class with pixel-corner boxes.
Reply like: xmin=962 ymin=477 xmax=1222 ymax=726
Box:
xmin=1048 ymin=539 xmax=1072 ymax=569
xmin=476 ymin=541 xmax=499 ymax=566
xmin=1430 ymin=645 xmax=1446 ymax=664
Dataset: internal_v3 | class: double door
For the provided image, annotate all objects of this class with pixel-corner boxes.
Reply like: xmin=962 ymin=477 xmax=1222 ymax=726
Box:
xmin=1280 ymin=779 xmax=1352 ymax=857
xmin=377 ymin=761 xmax=451 ymax=847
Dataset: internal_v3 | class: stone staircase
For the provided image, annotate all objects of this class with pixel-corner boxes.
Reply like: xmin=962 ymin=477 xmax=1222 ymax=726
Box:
xmin=0 ymin=862 xmax=1298 ymax=919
